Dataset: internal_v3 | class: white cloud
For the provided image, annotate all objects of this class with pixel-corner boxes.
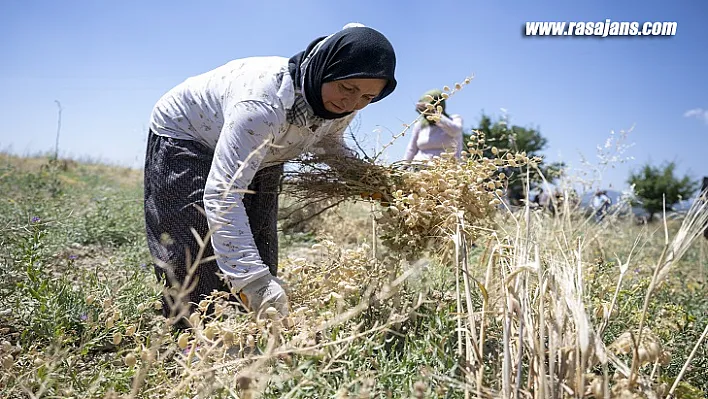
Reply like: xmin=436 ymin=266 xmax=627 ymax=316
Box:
xmin=683 ymin=108 xmax=708 ymax=124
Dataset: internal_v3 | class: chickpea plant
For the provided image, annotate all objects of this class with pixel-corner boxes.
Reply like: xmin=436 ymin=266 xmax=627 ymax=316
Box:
xmin=283 ymin=77 xmax=540 ymax=261
xmin=375 ymin=137 xmax=538 ymax=259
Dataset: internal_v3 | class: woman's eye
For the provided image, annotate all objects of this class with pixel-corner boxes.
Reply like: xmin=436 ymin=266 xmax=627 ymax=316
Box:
xmin=340 ymin=84 xmax=355 ymax=93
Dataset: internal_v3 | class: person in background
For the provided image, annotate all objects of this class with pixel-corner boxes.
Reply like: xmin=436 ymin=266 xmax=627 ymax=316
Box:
xmin=532 ymin=187 xmax=555 ymax=214
xmin=591 ymin=190 xmax=612 ymax=223
xmin=403 ymin=89 xmax=464 ymax=162
xmin=144 ymin=23 xmax=397 ymax=328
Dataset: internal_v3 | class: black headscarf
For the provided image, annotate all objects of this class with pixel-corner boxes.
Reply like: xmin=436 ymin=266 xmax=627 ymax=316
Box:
xmin=288 ymin=26 xmax=397 ymax=120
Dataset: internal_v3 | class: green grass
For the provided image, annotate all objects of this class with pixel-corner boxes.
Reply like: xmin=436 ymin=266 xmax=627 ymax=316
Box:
xmin=0 ymin=154 xmax=706 ymax=398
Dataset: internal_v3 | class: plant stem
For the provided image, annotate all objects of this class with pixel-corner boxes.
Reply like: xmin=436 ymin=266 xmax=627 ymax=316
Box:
xmin=667 ymin=322 xmax=708 ymax=398
xmin=54 ymin=100 xmax=62 ymax=160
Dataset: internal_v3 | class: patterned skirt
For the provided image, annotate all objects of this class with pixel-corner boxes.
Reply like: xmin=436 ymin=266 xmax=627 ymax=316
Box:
xmin=143 ymin=130 xmax=282 ymax=329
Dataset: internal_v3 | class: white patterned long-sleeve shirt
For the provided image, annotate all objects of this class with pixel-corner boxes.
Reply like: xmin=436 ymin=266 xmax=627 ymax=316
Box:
xmin=149 ymin=56 xmax=356 ymax=291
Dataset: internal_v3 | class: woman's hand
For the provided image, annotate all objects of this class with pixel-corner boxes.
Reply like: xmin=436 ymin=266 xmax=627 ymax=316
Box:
xmin=240 ymin=274 xmax=289 ymax=320
xmin=415 ymin=102 xmax=428 ymax=114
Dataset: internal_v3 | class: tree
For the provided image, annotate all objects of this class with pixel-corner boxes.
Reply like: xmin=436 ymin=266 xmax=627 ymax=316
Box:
xmin=627 ymin=162 xmax=697 ymax=222
xmin=463 ymin=113 xmax=565 ymax=205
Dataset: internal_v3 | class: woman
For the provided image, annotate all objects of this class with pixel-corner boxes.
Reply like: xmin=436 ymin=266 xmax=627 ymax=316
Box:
xmin=403 ymin=89 xmax=464 ymax=162
xmin=591 ymin=190 xmax=612 ymax=223
xmin=144 ymin=24 xmax=397 ymax=327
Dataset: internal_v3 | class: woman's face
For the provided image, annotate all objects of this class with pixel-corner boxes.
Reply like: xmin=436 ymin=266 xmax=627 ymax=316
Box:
xmin=321 ymin=78 xmax=388 ymax=114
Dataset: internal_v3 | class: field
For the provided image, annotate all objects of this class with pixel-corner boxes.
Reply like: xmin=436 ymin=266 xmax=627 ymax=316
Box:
xmin=0 ymin=153 xmax=706 ymax=399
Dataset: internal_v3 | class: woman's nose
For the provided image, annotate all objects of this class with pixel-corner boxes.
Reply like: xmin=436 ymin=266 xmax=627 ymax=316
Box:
xmin=340 ymin=96 xmax=353 ymax=112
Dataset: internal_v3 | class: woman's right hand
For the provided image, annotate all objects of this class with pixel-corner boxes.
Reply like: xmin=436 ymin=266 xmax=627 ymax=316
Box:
xmin=240 ymin=274 xmax=289 ymax=320
xmin=415 ymin=102 xmax=428 ymax=114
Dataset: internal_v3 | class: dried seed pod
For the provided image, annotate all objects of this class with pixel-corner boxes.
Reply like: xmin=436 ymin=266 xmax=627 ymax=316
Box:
xmin=646 ymin=341 xmax=662 ymax=362
xmin=124 ymin=353 xmax=137 ymax=367
xmin=213 ymin=303 xmax=225 ymax=318
xmin=140 ymin=349 xmax=154 ymax=362
xmin=265 ymin=307 xmax=279 ymax=318
xmin=637 ymin=347 xmax=650 ymax=364
xmin=125 ymin=325 xmax=136 ymax=337
xmin=204 ymin=326 xmax=216 ymax=340
xmin=223 ymin=330 xmax=236 ymax=347
xmin=2 ymin=355 xmax=13 ymax=369
xmin=189 ymin=312 xmax=201 ymax=328
xmin=177 ymin=333 xmax=190 ymax=350
xmin=589 ymin=377 xmax=604 ymax=397
xmin=1 ymin=341 xmax=12 ymax=353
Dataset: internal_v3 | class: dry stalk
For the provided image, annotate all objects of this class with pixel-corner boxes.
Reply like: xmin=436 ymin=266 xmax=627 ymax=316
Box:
xmin=667 ymin=322 xmax=708 ymax=398
xmin=477 ymin=238 xmax=494 ymax=399
xmin=536 ymin=246 xmax=547 ymax=399
xmin=598 ymin=232 xmax=642 ymax=337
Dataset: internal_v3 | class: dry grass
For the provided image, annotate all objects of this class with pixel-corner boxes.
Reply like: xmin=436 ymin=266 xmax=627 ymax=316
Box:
xmin=2 ymin=79 xmax=707 ymax=397
xmin=0 ymin=153 xmax=142 ymax=189
xmin=2 ymin=153 xmax=707 ymax=397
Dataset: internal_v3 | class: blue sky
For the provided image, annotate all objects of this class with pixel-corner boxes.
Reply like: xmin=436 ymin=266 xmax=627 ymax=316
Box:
xmin=1 ymin=1 xmax=706 ymax=192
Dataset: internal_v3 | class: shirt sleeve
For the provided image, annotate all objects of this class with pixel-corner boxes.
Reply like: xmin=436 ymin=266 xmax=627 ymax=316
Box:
xmin=403 ymin=121 xmax=421 ymax=161
xmin=203 ymin=100 xmax=285 ymax=292
xmin=437 ymin=114 xmax=464 ymax=138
